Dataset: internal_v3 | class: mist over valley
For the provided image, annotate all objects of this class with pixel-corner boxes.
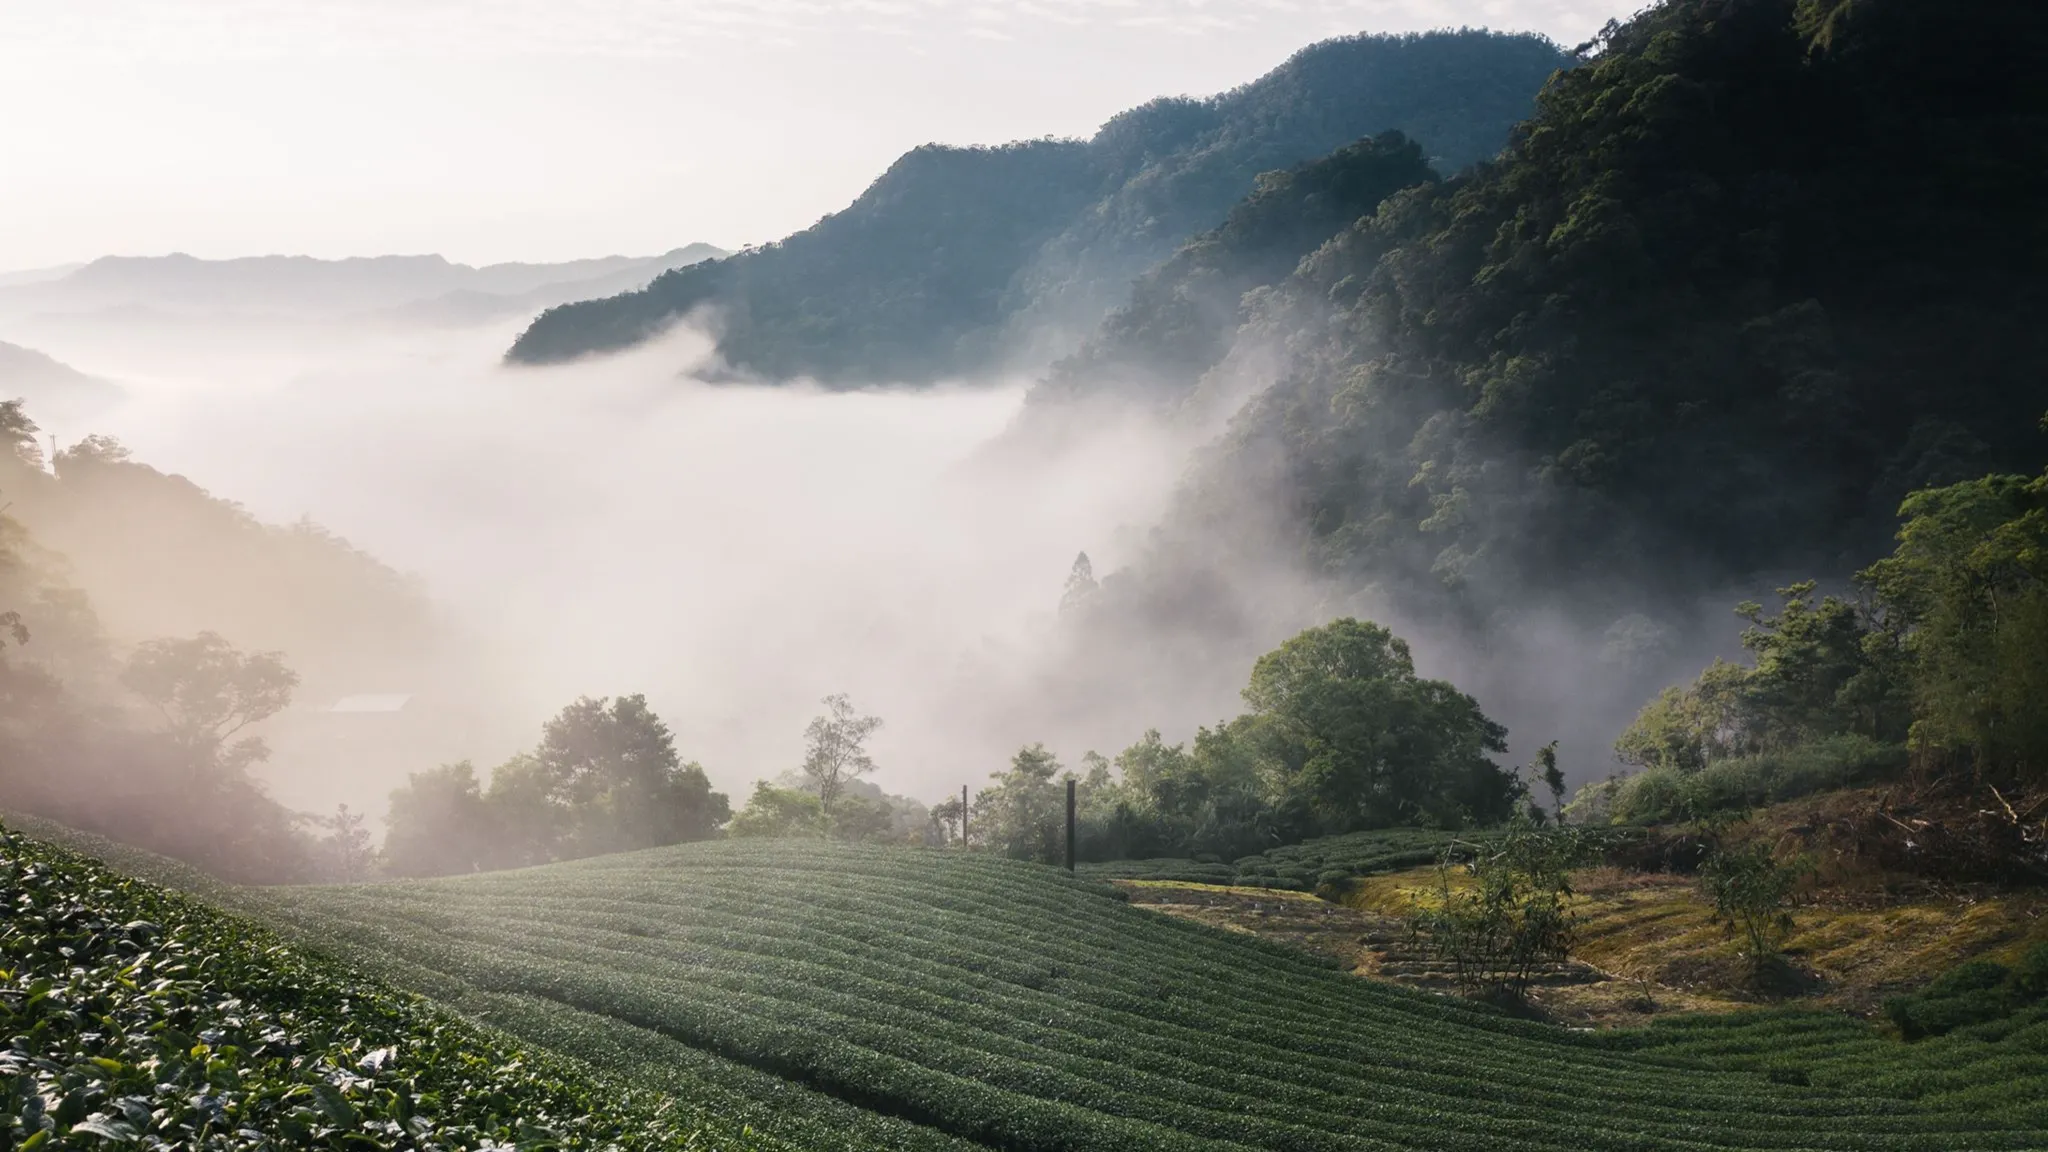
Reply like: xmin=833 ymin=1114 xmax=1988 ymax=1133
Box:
xmin=4 ymin=4 xmax=2047 ymax=1148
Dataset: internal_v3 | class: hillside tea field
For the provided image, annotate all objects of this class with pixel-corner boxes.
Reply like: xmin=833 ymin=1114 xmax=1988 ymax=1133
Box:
xmin=1079 ymin=827 xmax=1552 ymax=888
xmin=255 ymin=840 xmax=2048 ymax=1151
xmin=0 ymin=824 xmax=777 ymax=1152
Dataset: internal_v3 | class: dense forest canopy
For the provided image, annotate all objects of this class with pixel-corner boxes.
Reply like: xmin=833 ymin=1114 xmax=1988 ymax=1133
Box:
xmin=1069 ymin=0 xmax=2048 ymax=650
xmin=506 ymin=30 xmax=1569 ymax=384
xmin=1026 ymin=131 xmax=1438 ymax=418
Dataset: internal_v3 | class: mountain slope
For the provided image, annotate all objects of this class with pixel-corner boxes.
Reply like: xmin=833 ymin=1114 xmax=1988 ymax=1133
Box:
xmin=506 ymin=31 xmax=1570 ymax=384
xmin=1095 ymin=0 xmax=2048 ymax=635
xmin=253 ymin=838 xmax=2048 ymax=1151
xmin=1024 ymin=130 xmax=1437 ymax=419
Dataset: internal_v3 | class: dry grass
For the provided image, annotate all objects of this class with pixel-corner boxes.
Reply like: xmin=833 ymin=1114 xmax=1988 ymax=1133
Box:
xmin=1345 ymin=864 xmax=2048 ymax=1017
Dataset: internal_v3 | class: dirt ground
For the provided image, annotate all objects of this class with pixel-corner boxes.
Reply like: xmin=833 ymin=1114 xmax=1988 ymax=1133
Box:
xmin=1116 ymin=870 xmax=2048 ymax=1028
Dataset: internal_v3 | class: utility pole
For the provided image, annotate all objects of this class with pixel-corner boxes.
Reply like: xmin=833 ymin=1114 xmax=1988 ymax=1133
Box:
xmin=960 ymin=784 xmax=969 ymax=849
xmin=1065 ymin=778 xmax=1076 ymax=872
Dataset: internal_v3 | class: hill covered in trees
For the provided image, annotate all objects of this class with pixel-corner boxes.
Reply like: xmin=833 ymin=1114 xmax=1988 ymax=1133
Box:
xmin=506 ymin=31 xmax=1569 ymax=382
xmin=1045 ymin=0 xmax=2047 ymax=698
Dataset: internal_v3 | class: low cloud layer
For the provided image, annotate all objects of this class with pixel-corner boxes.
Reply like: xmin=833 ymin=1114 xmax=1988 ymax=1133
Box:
xmin=27 ymin=315 xmax=1207 ymax=816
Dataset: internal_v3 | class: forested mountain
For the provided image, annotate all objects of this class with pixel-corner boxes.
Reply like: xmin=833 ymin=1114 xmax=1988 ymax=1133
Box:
xmin=506 ymin=31 xmax=1570 ymax=383
xmin=1083 ymin=0 xmax=2048 ymax=634
xmin=1023 ymin=131 xmax=1437 ymax=420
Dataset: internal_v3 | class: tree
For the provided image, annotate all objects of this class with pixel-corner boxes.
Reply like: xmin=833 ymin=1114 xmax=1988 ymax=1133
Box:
xmin=1059 ymin=552 xmax=1098 ymax=614
xmin=974 ymin=744 xmax=1066 ymax=863
xmin=1411 ymin=823 xmax=1591 ymax=1001
xmin=534 ymin=694 xmax=729 ymax=858
xmin=119 ymin=632 xmax=298 ymax=777
xmin=311 ymin=803 xmax=374 ymax=881
xmin=1243 ymin=619 xmax=1515 ymax=831
xmin=383 ymin=762 xmax=493 ymax=878
xmin=1700 ymin=842 xmax=1811 ymax=981
xmin=928 ymin=794 xmax=966 ymax=846
xmin=727 ymin=781 xmax=826 ymax=839
xmin=1861 ymin=460 xmax=2048 ymax=782
xmin=481 ymin=752 xmax=564 ymax=867
xmin=800 ymin=694 xmax=882 ymax=817
xmin=1535 ymin=742 xmax=1567 ymax=823
xmin=0 ymin=401 xmax=39 ymax=467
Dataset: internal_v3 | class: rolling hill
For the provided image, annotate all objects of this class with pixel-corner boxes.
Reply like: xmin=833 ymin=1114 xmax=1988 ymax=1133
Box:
xmin=235 ymin=837 xmax=2048 ymax=1151
xmin=505 ymin=31 xmax=1570 ymax=383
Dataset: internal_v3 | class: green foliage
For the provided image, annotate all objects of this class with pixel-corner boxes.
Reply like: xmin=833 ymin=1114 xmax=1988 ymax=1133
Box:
xmin=971 ymin=743 xmax=1069 ymax=864
xmin=1700 ymin=842 xmax=1813 ymax=977
xmin=383 ymin=696 xmax=729 ymax=877
xmin=0 ymin=409 xmax=441 ymax=884
xmin=0 ymin=823 xmax=760 ymax=1151
xmin=1081 ymin=826 xmax=1520 ymax=889
xmin=1032 ymin=131 xmax=1438 ymax=411
xmin=1592 ymin=734 xmax=1907 ymax=826
xmin=1244 ymin=618 xmax=1516 ymax=830
xmin=539 ymin=694 xmax=729 ymax=854
xmin=383 ymin=761 xmax=495 ymax=877
xmin=1603 ymin=452 xmax=2048 ymax=816
xmin=263 ymin=837 xmax=2048 ymax=1149
xmin=1885 ymin=942 xmax=2048 ymax=1041
xmin=1862 ymin=462 xmax=2048 ymax=781
xmin=508 ymin=33 xmax=1567 ymax=382
xmin=1118 ymin=0 xmax=2048 ymax=640
xmin=726 ymin=781 xmax=826 ymax=839
xmin=1412 ymin=824 xmax=1594 ymax=999
xmin=799 ymin=693 xmax=882 ymax=817
xmin=1012 ymin=618 xmax=1519 ymax=868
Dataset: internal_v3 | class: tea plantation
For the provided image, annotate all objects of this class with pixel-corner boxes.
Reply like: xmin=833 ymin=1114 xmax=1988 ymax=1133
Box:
xmin=0 ymin=823 xmax=786 ymax=1151
xmin=249 ymin=840 xmax=2047 ymax=1151
xmin=1079 ymin=828 xmax=1526 ymax=889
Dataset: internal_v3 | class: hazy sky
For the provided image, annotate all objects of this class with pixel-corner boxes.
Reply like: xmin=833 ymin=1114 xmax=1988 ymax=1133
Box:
xmin=2 ymin=0 xmax=1618 ymax=271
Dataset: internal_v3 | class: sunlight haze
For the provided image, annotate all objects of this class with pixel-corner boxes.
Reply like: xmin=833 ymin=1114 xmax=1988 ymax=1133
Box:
xmin=2 ymin=0 xmax=1615 ymax=268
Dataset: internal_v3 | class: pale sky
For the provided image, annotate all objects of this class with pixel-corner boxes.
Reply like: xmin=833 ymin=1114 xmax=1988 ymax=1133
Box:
xmin=1 ymin=0 xmax=1620 ymax=271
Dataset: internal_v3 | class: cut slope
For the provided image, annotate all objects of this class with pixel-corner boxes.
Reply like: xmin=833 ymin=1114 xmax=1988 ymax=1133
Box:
xmin=257 ymin=840 xmax=2047 ymax=1151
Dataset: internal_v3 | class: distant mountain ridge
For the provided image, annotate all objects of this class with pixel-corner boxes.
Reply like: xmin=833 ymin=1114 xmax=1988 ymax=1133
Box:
xmin=0 ymin=245 xmax=726 ymax=323
xmin=0 ymin=341 xmax=124 ymax=427
xmin=507 ymin=30 xmax=1570 ymax=384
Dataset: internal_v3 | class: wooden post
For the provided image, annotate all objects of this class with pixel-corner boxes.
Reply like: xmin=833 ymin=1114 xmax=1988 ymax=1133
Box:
xmin=961 ymin=784 xmax=969 ymax=848
xmin=1065 ymin=778 xmax=1076 ymax=872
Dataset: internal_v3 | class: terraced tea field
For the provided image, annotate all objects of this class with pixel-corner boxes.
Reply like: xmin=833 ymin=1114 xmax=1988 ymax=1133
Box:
xmin=0 ymin=823 xmax=766 ymax=1151
xmin=1079 ymin=827 xmax=1580 ymax=889
xmin=254 ymin=840 xmax=2048 ymax=1151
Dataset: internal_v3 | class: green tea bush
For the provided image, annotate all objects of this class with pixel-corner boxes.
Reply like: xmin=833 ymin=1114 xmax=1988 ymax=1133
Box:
xmin=243 ymin=839 xmax=2048 ymax=1151
xmin=0 ymin=823 xmax=774 ymax=1151
xmin=1886 ymin=943 xmax=2048 ymax=1041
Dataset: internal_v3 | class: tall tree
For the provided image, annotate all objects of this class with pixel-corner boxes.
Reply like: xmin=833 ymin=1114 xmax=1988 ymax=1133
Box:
xmin=800 ymin=694 xmax=883 ymax=817
xmin=119 ymin=631 xmax=298 ymax=779
xmin=1244 ymin=618 xmax=1514 ymax=830
xmin=1059 ymin=552 xmax=1099 ymax=614
xmin=384 ymin=761 xmax=493 ymax=878
xmin=534 ymin=694 xmax=729 ymax=857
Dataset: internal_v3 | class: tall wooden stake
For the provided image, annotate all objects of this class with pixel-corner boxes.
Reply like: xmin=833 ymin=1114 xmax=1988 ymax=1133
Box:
xmin=1065 ymin=778 xmax=1076 ymax=872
